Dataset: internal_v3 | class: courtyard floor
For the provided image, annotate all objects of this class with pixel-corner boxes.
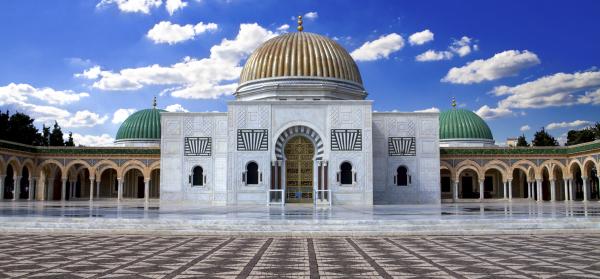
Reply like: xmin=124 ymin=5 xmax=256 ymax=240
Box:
xmin=1 ymin=233 xmax=600 ymax=278
xmin=1 ymin=200 xmax=600 ymax=235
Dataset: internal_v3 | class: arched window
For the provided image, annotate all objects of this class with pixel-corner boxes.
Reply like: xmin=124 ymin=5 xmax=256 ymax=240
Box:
xmin=192 ymin=166 xmax=204 ymax=186
xmin=246 ymin=162 xmax=259 ymax=185
xmin=396 ymin=166 xmax=409 ymax=186
xmin=339 ymin=162 xmax=353 ymax=185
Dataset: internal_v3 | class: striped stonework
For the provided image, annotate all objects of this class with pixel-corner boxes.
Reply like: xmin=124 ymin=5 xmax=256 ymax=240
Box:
xmin=237 ymin=129 xmax=268 ymax=151
xmin=275 ymin=126 xmax=324 ymax=160
xmin=388 ymin=137 xmax=416 ymax=156
xmin=184 ymin=137 xmax=211 ymax=156
xmin=331 ymin=129 xmax=362 ymax=151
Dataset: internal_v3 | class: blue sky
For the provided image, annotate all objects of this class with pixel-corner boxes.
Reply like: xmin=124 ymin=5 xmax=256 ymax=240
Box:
xmin=1 ymin=0 xmax=599 ymax=145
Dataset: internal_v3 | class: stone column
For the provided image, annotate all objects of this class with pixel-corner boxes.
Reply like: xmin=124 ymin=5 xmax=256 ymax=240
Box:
xmin=117 ymin=178 xmax=123 ymax=201
xmin=479 ymin=180 xmax=485 ymax=201
xmin=582 ymin=177 xmax=588 ymax=201
xmin=536 ymin=179 xmax=543 ymax=202
xmin=144 ymin=179 xmax=150 ymax=203
xmin=0 ymin=175 xmax=5 ymax=200
xmin=96 ymin=180 xmax=100 ymax=199
xmin=61 ymin=178 xmax=67 ymax=201
xmin=28 ymin=177 xmax=35 ymax=200
xmin=13 ymin=176 xmax=21 ymax=201
xmin=503 ymin=181 xmax=507 ymax=199
xmin=89 ymin=177 xmax=95 ymax=201
xmin=508 ymin=180 xmax=513 ymax=200
xmin=550 ymin=179 xmax=556 ymax=202
xmin=564 ymin=179 xmax=569 ymax=201
xmin=452 ymin=180 xmax=459 ymax=202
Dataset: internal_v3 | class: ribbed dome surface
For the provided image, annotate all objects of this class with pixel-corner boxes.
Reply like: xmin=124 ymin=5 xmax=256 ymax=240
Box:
xmin=239 ymin=32 xmax=363 ymax=85
xmin=440 ymin=109 xmax=493 ymax=140
xmin=115 ymin=108 xmax=165 ymax=141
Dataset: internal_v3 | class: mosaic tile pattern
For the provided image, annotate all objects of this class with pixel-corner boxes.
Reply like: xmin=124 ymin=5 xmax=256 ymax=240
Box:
xmin=1 ymin=234 xmax=600 ymax=278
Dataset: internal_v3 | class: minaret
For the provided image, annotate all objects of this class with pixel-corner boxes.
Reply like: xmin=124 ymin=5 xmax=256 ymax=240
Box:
xmin=297 ymin=15 xmax=303 ymax=32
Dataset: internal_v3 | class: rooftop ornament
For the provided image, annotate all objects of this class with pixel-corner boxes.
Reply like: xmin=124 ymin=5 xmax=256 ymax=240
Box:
xmin=297 ymin=15 xmax=303 ymax=32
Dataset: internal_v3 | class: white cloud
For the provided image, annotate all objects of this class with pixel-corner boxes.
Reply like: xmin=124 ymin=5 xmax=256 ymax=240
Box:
xmin=449 ymin=36 xmax=477 ymax=57
xmin=520 ymin=125 xmax=531 ymax=132
xmin=475 ymin=105 xmax=513 ymax=120
xmin=96 ymin=0 xmax=162 ymax=14
xmin=165 ymin=0 xmax=186 ymax=15
xmin=578 ymin=88 xmax=600 ymax=105
xmin=409 ymin=29 xmax=434 ymax=46
xmin=146 ymin=21 xmax=217 ymax=45
xmin=350 ymin=33 xmax=404 ymax=62
xmin=415 ymin=50 xmax=453 ymax=62
xmin=546 ymin=120 xmax=591 ymax=130
xmin=112 ymin=108 xmax=136 ymax=124
xmin=165 ymin=103 xmax=189 ymax=112
xmin=442 ymin=50 xmax=540 ymax=84
xmin=414 ymin=107 xmax=440 ymax=113
xmin=71 ymin=133 xmax=115 ymax=147
xmin=75 ymin=65 xmax=104 ymax=79
xmin=277 ymin=24 xmax=289 ymax=32
xmin=0 ymin=83 xmax=89 ymax=106
xmin=61 ymin=110 xmax=108 ymax=128
xmin=86 ymin=23 xmax=275 ymax=99
xmin=304 ymin=12 xmax=318 ymax=20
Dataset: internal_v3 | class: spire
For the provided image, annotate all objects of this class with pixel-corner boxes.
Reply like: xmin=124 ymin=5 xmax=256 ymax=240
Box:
xmin=451 ymin=97 xmax=456 ymax=109
xmin=152 ymin=96 xmax=157 ymax=109
xmin=297 ymin=15 xmax=304 ymax=32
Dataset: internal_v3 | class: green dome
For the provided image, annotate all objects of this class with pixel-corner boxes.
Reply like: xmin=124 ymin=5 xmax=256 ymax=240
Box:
xmin=115 ymin=108 xmax=165 ymax=141
xmin=439 ymin=109 xmax=493 ymax=140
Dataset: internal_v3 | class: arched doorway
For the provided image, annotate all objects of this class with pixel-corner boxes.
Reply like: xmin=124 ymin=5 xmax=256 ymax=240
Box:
xmin=458 ymin=169 xmax=479 ymax=199
xmin=4 ymin=165 xmax=15 ymax=199
xmin=284 ymin=136 xmax=314 ymax=203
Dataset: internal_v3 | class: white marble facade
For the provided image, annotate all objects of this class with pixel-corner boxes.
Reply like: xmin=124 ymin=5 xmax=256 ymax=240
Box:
xmin=160 ymin=101 xmax=440 ymax=206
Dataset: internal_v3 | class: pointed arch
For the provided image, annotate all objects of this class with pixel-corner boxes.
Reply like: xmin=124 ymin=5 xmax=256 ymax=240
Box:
xmin=274 ymin=125 xmax=324 ymax=161
xmin=455 ymin=160 xmax=483 ymax=181
xmin=5 ymin=156 xmax=22 ymax=177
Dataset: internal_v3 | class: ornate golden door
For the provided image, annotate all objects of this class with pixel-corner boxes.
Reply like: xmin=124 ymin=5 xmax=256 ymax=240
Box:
xmin=284 ymin=136 xmax=314 ymax=203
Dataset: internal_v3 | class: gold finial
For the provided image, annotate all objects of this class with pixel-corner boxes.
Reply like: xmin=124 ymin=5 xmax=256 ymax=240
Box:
xmin=152 ymin=96 xmax=157 ymax=109
xmin=297 ymin=15 xmax=303 ymax=32
xmin=451 ymin=97 xmax=456 ymax=109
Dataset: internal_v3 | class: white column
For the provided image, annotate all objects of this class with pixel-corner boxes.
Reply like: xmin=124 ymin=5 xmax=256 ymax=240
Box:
xmin=508 ymin=180 xmax=513 ymax=200
xmin=89 ymin=177 xmax=95 ymax=201
xmin=452 ymin=181 xmax=458 ymax=202
xmin=13 ymin=176 xmax=21 ymax=200
xmin=144 ymin=179 xmax=150 ymax=203
xmin=117 ymin=178 xmax=123 ymax=201
xmin=582 ymin=177 xmax=588 ymax=201
xmin=28 ymin=178 xmax=35 ymax=200
xmin=61 ymin=178 xmax=67 ymax=201
xmin=535 ymin=179 xmax=542 ymax=202
xmin=550 ymin=179 xmax=556 ymax=202
xmin=564 ymin=179 xmax=569 ymax=201
xmin=479 ymin=180 xmax=484 ymax=201
xmin=96 ymin=180 xmax=100 ymax=198
xmin=0 ymin=175 xmax=5 ymax=200
xmin=503 ymin=181 xmax=507 ymax=199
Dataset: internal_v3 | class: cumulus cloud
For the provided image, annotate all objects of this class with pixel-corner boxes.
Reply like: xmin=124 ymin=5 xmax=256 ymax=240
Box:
xmin=414 ymin=107 xmax=440 ymax=113
xmin=70 ymin=133 xmax=115 ymax=147
xmin=75 ymin=66 xmax=103 ymax=79
xmin=409 ymin=29 xmax=434 ymax=46
xmin=442 ymin=50 xmax=540 ymax=84
xmin=112 ymin=108 xmax=136 ymax=124
xmin=304 ymin=12 xmax=318 ymax=20
xmin=277 ymin=24 xmax=290 ymax=32
xmin=415 ymin=50 xmax=453 ymax=62
xmin=0 ymin=83 xmax=89 ymax=106
xmin=147 ymin=21 xmax=218 ymax=45
xmin=96 ymin=0 xmax=162 ymax=14
xmin=165 ymin=103 xmax=189 ymax=112
xmin=520 ymin=125 xmax=531 ymax=132
xmin=80 ymin=23 xmax=275 ymax=99
xmin=350 ymin=33 xmax=404 ymax=62
xmin=578 ymin=88 xmax=600 ymax=105
xmin=475 ymin=105 xmax=513 ymax=120
xmin=546 ymin=120 xmax=591 ymax=130
xmin=165 ymin=0 xmax=186 ymax=15
xmin=61 ymin=110 xmax=109 ymax=128
xmin=449 ymin=36 xmax=477 ymax=57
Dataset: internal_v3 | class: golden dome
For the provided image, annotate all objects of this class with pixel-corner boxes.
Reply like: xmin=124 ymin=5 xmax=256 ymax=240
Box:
xmin=239 ymin=32 xmax=363 ymax=86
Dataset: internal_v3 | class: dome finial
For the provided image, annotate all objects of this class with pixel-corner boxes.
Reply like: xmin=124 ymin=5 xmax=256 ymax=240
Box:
xmin=451 ymin=97 xmax=456 ymax=109
xmin=297 ymin=15 xmax=304 ymax=32
xmin=152 ymin=96 xmax=157 ymax=109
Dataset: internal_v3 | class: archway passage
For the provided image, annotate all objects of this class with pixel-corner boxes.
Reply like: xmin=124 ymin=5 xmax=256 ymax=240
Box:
xmin=284 ymin=136 xmax=314 ymax=203
xmin=3 ymin=165 xmax=15 ymax=199
xmin=511 ymin=168 xmax=528 ymax=198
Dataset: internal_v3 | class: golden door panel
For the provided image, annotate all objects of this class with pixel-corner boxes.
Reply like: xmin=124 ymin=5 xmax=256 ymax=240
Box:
xmin=284 ymin=136 xmax=314 ymax=203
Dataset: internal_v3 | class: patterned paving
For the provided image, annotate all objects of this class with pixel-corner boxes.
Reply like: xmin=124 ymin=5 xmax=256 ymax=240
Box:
xmin=1 ymin=234 xmax=600 ymax=278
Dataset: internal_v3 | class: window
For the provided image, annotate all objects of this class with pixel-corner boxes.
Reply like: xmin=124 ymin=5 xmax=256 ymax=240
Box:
xmin=245 ymin=162 xmax=259 ymax=185
xmin=395 ymin=166 xmax=409 ymax=186
xmin=192 ymin=166 xmax=204 ymax=186
xmin=339 ymin=162 xmax=353 ymax=185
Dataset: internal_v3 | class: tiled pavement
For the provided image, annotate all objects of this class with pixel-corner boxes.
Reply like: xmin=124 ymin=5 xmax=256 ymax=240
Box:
xmin=1 ymin=234 xmax=600 ymax=278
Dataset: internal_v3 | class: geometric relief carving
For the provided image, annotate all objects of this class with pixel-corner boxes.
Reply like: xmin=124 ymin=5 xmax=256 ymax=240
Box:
xmin=388 ymin=137 xmax=416 ymax=156
xmin=184 ymin=137 xmax=211 ymax=156
xmin=237 ymin=129 xmax=268 ymax=151
xmin=331 ymin=129 xmax=362 ymax=151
